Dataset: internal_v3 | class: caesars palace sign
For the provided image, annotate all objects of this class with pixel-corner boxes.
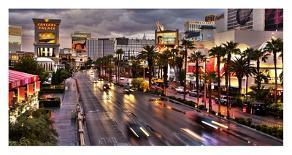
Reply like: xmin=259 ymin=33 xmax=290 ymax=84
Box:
xmin=37 ymin=23 xmax=57 ymax=31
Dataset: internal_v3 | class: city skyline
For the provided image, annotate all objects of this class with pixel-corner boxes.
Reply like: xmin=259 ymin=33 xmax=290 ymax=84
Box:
xmin=9 ymin=9 xmax=223 ymax=51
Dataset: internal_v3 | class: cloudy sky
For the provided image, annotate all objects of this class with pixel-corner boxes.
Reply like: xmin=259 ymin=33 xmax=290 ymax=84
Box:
xmin=9 ymin=9 xmax=223 ymax=51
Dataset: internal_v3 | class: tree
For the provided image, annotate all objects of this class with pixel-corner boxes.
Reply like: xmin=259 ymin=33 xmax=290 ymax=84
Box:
xmin=250 ymin=49 xmax=269 ymax=91
xmin=115 ymin=49 xmax=124 ymax=83
xmin=242 ymin=48 xmax=254 ymax=95
xmin=157 ymin=49 xmax=173 ymax=95
xmin=229 ymin=56 xmax=253 ymax=98
xmin=84 ymin=57 xmax=93 ymax=70
xmin=202 ymin=71 xmax=217 ymax=112
xmin=129 ymin=56 xmax=142 ymax=78
xmin=189 ymin=51 xmax=206 ymax=106
xmin=51 ymin=68 xmax=71 ymax=85
xmin=180 ymin=39 xmax=195 ymax=101
xmin=137 ymin=45 xmax=157 ymax=88
xmin=263 ymin=38 xmax=283 ymax=105
xmin=222 ymin=41 xmax=240 ymax=118
xmin=174 ymin=54 xmax=184 ymax=86
xmin=209 ymin=45 xmax=226 ymax=115
xmin=95 ymin=57 xmax=103 ymax=77
xmin=14 ymin=56 xmax=48 ymax=82
xmin=9 ymin=106 xmax=58 ymax=146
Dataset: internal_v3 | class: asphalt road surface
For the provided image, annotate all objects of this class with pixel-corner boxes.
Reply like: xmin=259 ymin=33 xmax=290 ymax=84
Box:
xmin=73 ymin=70 xmax=282 ymax=146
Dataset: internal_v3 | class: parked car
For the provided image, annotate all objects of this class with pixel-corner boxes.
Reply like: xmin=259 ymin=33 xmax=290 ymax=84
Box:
xmin=176 ymin=86 xmax=188 ymax=94
xmin=215 ymin=95 xmax=228 ymax=105
xmin=151 ymin=84 xmax=163 ymax=91
xmin=189 ymin=90 xmax=202 ymax=97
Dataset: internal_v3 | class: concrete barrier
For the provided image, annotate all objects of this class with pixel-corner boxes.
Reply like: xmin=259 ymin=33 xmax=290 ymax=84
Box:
xmin=73 ymin=78 xmax=86 ymax=146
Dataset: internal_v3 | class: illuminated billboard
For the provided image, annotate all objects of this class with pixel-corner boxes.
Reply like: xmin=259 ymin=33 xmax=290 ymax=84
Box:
xmin=72 ymin=32 xmax=91 ymax=52
xmin=155 ymin=30 xmax=179 ymax=52
xmin=156 ymin=31 xmax=178 ymax=45
xmin=38 ymin=32 xmax=56 ymax=44
xmin=265 ymin=9 xmax=283 ymax=31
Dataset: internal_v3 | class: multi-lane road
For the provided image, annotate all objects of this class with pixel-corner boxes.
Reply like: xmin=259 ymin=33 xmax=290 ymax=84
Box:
xmin=73 ymin=70 xmax=282 ymax=146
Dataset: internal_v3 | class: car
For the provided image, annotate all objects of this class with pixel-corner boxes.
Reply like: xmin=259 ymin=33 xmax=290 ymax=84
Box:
xmin=126 ymin=122 xmax=150 ymax=139
xmin=124 ymin=85 xmax=134 ymax=94
xmin=176 ymin=86 xmax=188 ymax=94
xmin=98 ymin=78 xmax=103 ymax=81
xmin=151 ymin=85 xmax=163 ymax=91
xmin=189 ymin=90 xmax=202 ymax=97
xmin=215 ymin=95 xmax=228 ymax=105
xmin=103 ymin=83 xmax=110 ymax=90
xmin=92 ymin=79 xmax=98 ymax=83
xmin=173 ymin=128 xmax=205 ymax=146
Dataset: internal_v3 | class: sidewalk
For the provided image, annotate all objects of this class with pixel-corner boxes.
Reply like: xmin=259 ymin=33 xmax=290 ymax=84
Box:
xmin=51 ymin=78 xmax=78 ymax=145
xmin=165 ymin=89 xmax=283 ymax=128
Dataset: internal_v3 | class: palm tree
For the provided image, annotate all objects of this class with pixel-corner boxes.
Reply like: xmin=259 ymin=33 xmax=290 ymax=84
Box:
xmin=181 ymin=39 xmax=195 ymax=101
xmin=137 ymin=45 xmax=157 ymax=89
xmin=106 ymin=55 xmax=114 ymax=82
xmin=251 ymin=49 xmax=269 ymax=91
xmin=242 ymin=48 xmax=254 ymax=95
xmin=229 ymin=57 xmax=253 ymax=98
xmin=222 ymin=41 xmax=240 ymax=118
xmin=263 ymin=38 xmax=283 ymax=105
xmin=158 ymin=49 xmax=173 ymax=95
xmin=189 ymin=51 xmax=206 ymax=106
xmin=115 ymin=49 xmax=124 ymax=83
xmin=95 ymin=57 xmax=102 ymax=77
xmin=203 ymin=71 xmax=217 ymax=112
xmin=129 ymin=56 xmax=142 ymax=78
xmin=209 ymin=45 xmax=226 ymax=115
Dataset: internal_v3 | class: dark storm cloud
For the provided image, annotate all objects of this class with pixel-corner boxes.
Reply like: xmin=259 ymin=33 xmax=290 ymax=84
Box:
xmin=9 ymin=9 xmax=223 ymax=51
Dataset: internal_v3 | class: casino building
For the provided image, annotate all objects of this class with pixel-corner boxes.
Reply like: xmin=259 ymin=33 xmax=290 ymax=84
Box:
xmin=186 ymin=9 xmax=283 ymax=94
xmin=33 ymin=18 xmax=61 ymax=62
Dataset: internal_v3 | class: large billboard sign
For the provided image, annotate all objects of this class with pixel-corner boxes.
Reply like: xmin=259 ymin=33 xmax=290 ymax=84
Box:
xmin=155 ymin=30 xmax=179 ymax=52
xmin=72 ymin=32 xmax=91 ymax=52
xmin=38 ymin=32 xmax=55 ymax=44
xmin=156 ymin=31 xmax=178 ymax=45
xmin=265 ymin=9 xmax=283 ymax=31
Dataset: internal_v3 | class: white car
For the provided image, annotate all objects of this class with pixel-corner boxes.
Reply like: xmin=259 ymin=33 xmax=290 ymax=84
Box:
xmin=175 ymin=86 xmax=185 ymax=93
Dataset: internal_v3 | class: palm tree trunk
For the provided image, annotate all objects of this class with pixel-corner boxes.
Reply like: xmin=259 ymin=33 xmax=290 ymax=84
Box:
xmin=274 ymin=54 xmax=278 ymax=105
xmin=163 ymin=65 xmax=168 ymax=96
xmin=226 ymin=57 xmax=230 ymax=118
xmin=183 ymin=49 xmax=188 ymax=101
xmin=217 ymin=56 xmax=221 ymax=115
xmin=208 ymin=80 xmax=212 ymax=112
xmin=148 ymin=61 xmax=152 ymax=90
xmin=196 ymin=61 xmax=199 ymax=106
xmin=238 ymin=77 xmax=242 ymax=98
xmin=257 ymin=59 xmax=261 ymax=90
xmin=245 ymin=59 xmax=250 ymax=95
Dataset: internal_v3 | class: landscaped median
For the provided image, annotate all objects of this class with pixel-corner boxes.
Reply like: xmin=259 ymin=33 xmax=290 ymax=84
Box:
xmin=149 ymin=93 xmax=283 ymax=140
xmin=233 ymin=117 xmax=283 ymax=139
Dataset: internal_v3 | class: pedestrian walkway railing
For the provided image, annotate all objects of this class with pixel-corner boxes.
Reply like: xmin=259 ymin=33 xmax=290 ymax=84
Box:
xmin=76 ymin=103 xmax=86 ymax=146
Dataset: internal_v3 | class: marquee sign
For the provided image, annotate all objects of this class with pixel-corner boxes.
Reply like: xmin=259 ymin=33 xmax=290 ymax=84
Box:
xmin=37 ymin=23 xmax=57 ymax=31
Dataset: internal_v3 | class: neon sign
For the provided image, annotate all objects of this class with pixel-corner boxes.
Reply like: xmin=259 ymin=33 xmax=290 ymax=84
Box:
xmin=37 ymin=23 xmax=56 ymax=30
